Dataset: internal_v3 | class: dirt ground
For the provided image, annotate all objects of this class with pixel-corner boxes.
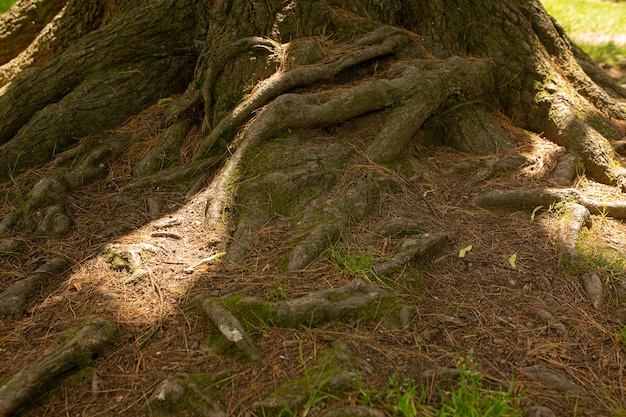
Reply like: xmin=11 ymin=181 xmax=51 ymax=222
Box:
xmin=2 ymin=67 xmax=626 ymax=417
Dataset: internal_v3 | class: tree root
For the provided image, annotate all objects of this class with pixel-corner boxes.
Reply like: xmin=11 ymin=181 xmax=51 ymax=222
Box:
xmin=125 ymin=157 xmax=220 ymax=192
xmin=210 ymin=53 xmax=492 ymax=268
xmin=473 ymin=187 xmax=626 ymax=218
xmin=0 ymin=0 xmax=66 ymax=67
xmin=146 ymin=373 xmax=227 ymax=416
xmin=370 ymin=233 xmax=449 ymax=277
xmin=288 ymin=179 xmax=380 ymax=270
xmin=527 ymin=309 xmax=568 ymax=338
xmin=201 ymin=299 xmax=261 ymax=361
xmin=269 ymin=279 xmax=389 ymax=327
xmin=0 ymin=317 xmax=116 ymax=417
xmin=194 ymin=25 xmax=411 ymax=159
xmin=0 ymin=56 xmax=194 ymax=181
xmin=556 ymin=203 xmax=592 ymax=269
xmin=132 ymin=121 xmax=193 ymax=178
xmin=0 ymin=256 xmax=69 ymax=316
xmin=523 ymin=364 xmax=591 ymax=402
xmin=572 ymin=42 xmax=626 ymax=100
xmin=534 ymin=84 xmax=625 ymax=190
xmin=197 ymin=279 xmax=388 ymax=359
xmin=253 ymin=340 xmax=373 ymax=415
xmin=446 ymin=153 xmax=537 ymax=185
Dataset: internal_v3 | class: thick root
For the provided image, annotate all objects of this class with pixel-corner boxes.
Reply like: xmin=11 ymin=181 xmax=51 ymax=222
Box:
xmin=0 ymin=257 xmax=69 ymax=316
xmin=0 ymin=317 xmax=116 ymax=417
xmin=473 ymin=187 xmax=626 ymax=218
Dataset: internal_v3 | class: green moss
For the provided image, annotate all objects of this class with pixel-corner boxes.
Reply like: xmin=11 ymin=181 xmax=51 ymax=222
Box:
xmin=275 ymin=254 xmax=291 ymax=272
xmin=360 ymin=297 xmax=397 ymax=324
xmin=203 ymin=332 xmax=240 ymax=358
xmin=218 ymin=294 xmax=274 ymax=333
xmin=53 ymin=329 xmax=78 ymax=344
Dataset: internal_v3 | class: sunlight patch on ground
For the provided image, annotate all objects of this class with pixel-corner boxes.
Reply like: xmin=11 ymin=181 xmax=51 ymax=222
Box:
xmin=41 ymin=186 xmax=223 ymax=335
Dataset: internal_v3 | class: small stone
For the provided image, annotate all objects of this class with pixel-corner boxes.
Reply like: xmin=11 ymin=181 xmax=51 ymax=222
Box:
xmin=398 ymin=305 xmax=415 ymax=326
xmin=523 ymin=365 xmax=590 ymax=400
xmin=35 ymin=205 xmax=72 ymax=237
xmin=523 ymin=405 xmax=556 ymax=417
xmin=0 ymin=239 xmax=22 ymax=254
xmin=92 ymin=370 xmax=104 ymax=395
xmin=152 ymin=378 xmax=186 ymax=402
xmin=421 ymin=328 xmax=441 ymax=342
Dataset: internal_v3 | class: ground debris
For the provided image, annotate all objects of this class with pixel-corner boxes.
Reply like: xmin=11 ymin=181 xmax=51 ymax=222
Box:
xmin=527 ymin=309 xmax=568 ymax=338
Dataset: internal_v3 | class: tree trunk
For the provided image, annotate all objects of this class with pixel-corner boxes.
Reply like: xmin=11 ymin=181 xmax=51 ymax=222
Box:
xmin=1 ymin=0 xmax=626 ymax=415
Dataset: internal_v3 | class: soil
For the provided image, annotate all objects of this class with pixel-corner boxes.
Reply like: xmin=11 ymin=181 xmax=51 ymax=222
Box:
xmin=2 ymin=68 xmax=626 ymax=417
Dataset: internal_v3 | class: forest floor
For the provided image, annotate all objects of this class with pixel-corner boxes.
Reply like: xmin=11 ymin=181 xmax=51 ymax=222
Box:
xmin=2 ymin=65 xmax=626 ymax=417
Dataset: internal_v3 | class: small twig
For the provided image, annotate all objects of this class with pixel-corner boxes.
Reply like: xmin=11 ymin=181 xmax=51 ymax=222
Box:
xmin=150 ymin=232 xmax=182 ymax=239
xmin=184 ymin=252 xmax=227 ymax=274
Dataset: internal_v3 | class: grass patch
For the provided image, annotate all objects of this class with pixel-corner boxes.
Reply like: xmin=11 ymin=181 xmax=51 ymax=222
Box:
xmin=617 ymin=325 xmax=626 ymax=346
xmin=0 ymin=0 xmax=15 ymax=13
xmin=328 ymin=245 xmax=379 ymax=280
xmin=542 ymin=0 xmax=626 ymax=63
xmin=352 ymin=351 xmax=524 ymax=416
xmin=327 ymin=243 xmax=391 ymax=288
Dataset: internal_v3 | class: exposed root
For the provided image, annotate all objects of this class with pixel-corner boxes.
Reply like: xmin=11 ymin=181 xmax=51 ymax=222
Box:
xmin=476 ymin=191 xmax=612 ymax=310
xmin=132 ymin=121 xmax=192 ymax=178
xmin=125 ymin=157 xmax=220 ymax=192
xmin=288 ymin=179 xmax=379 ymax=270
xmin=527 ymin=309 xmax=568 ymax=338
xmin=146 ymin=374 xmax=226 ymax=416
xmin=194 ymin=26 xmax=411 ymax=159
xmin=0 ymin=0 xmax=66 ymax=68
xmin=473 ymin=187 xmax=626 ymax=218
xmin=0 ymin=257 xmax=69 ymax=316
xmin=446 ymin=153 xmax=537 ymax=185
xmin=370 ymin=233 xmax=449 ymax=277
xmin=523 ymin=365 xmax=591 ymax=401
xmin=214 ymin=54 xmax=493 ymax=268
xmin=0 ymin=317 xmax=116 ymax=417
xmin=554 ymin=106 xmax=621 ymax=185
xmin=556 ymin=202 xmax=591 ymax=269
xmin=269 ymin=279 xmax=389 ymax=327
xmin=201 ymin=299 xmax=261 ymax=361
xmin=198 ymin=279 xmax=388 ymax=336
xmin=573 ymin=42 xmax=626 ymax=100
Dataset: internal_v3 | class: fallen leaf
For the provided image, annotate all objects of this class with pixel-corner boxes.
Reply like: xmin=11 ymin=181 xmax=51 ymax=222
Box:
xmin=459 ymin=245 xmax=473 ymax=258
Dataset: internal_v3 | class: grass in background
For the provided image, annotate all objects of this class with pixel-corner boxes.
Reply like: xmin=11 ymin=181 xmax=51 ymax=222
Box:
xmin=353 ymin=351 xmax=524 ymax=417
xmin=0 ymin=0 xmax=16 ymax=13
xmin=542 ymin=0 xmax=626 ymax=63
